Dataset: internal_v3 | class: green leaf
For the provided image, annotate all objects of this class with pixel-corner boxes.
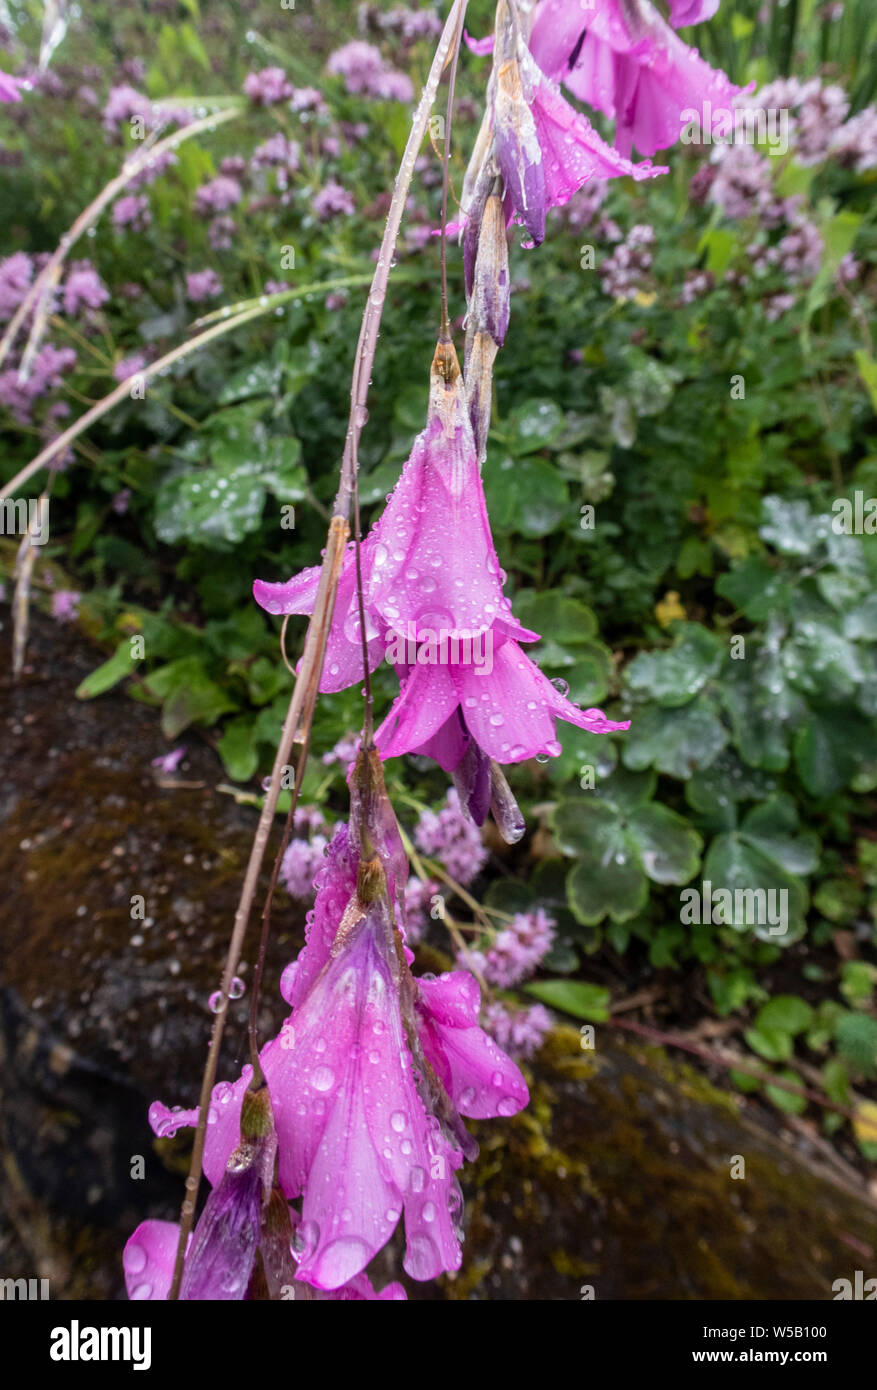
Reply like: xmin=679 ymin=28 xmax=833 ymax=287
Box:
xmin=834 ymin=1012 xmax=877 ymax=1075
xmin=625 ymin=623 xmax=722 ymax=707
xmin=625 ymin=804 xmax=702 ymax=885
xmin=764 ymin=1069 xmax=808 ymax=1115
xmin=555 ymin=802 xmax=648 ymax=925
xmin=759 ymin=495 xmax=815 ymax=556
xmin=854 ymin=349 xmax=877 ymax=412
xmin=755 ymin=995 xmax=814 ymax=1036
xmin=701 ymin=832 xmax=808 ymax=942
xmin=715 ymin=555 xmax=792 ymax=621
xmin=793 ymin=709 xmax=873 ymax=797
xmin=593 ymin=766 xmax=656 ymax=814
xmin=75 ymin=640 xmax=138 ymax=698
xmin=482 ymin=453 xmax=569 ymax=537
xmin=524 ymin=978 xmax=609 ymax=1022
xmin=504 ymin=398 xmax=565 ymax=454
xmin=739 ymin=795 xmax=819 ymax=876
xmin=511 ymin=590 xmax=597 ymax=643
xmin=622 ymin=701 xmax=728 ymax=779
xmin=559 ymin=643 xmax=611 ymax=706
xmin=217 ymin=716 xmax=259 ymax=781
xmin=145 ymin=657 xmax=237 ymax=738
xmin=745 ymin=1025 xmax=793 ymax=1061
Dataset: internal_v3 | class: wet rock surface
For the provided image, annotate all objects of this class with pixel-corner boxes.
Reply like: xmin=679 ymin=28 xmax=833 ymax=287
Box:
xmin=2 ymin=609 xmax=877 ymax=1300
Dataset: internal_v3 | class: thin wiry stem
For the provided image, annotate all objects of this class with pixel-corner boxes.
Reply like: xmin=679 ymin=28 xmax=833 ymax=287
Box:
xmin=0 ymin=106 xmax=243 ymax=374
xmin=0 ymin=275 xmax=384 ymax=503
xmin=439 ymin=4 xmax=467 ymax=341
xmin=167 ymin=0 xmax=469 ymax=1298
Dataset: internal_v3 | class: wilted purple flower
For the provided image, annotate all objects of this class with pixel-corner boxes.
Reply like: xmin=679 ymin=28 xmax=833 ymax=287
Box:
xmin=63 ymin=261 xmax=109 ymax=317
xmin=482 ymin=1001 xmax=553 ymax=1060
xmin=185 ymin=268 xmax=223 ymax=302
xmin=51 ymin=590 xmax=80 ymax=623
xmin=415 ymin=789 xmax=488 ymax=887
xmin=0 ymin=251 xmax=33 ymax=319
xmin=193 ymin=176 xmax=242 ymax=216
xmin=312 ymin=179 xmax=355 ymax=219
xmin=113 ymin=194 xmax=151 ymax=231
xmin=243 ymin=67 xmax=293 ymax=105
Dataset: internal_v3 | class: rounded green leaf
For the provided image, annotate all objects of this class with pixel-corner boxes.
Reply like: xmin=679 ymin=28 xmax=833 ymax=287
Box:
xmin=626 ymin=804 xmax=702 ymax=885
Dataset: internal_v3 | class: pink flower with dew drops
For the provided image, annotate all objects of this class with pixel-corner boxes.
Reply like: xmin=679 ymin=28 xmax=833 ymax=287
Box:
xmin=254 ymin=340 xmax=627 ymax=790
xmin=123 ymin=1219 xmax=405 ymax=1300
xmin=529 ymin=0 xmax=743 ymax=160
xmin=146 ymin=819 xmax=528 ymax=1292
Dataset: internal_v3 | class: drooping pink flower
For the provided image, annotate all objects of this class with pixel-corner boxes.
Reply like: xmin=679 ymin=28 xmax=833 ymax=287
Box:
xmin=375 ymin=632 xmax=628 ymax=770
xmin=493 ymin=44 xmax=665 ymax=246
xmin=254 ymin=341 xmax=628 ymax=781
xmin=145 ymin=812 xmax=528 ymax=1294
xmin=529 ymin=0 xmax=741 ymax=159
xmin=123 ymin=1218 xmax=406 ymax=1300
